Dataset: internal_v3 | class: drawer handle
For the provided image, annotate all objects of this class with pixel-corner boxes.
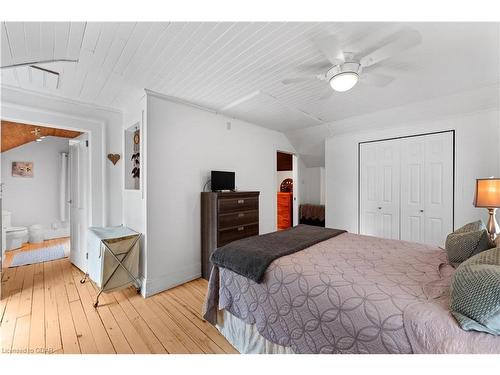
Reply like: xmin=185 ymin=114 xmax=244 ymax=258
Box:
xmin=238 ymin=213 xmax=245 ymax=218
xmin=237 ymin=226 xmax=244 ymax=231
xmin=237 ymin=199 xmax=244 ymax=204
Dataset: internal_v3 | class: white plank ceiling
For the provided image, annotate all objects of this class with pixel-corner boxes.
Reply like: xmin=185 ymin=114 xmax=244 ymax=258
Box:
xmin=1 ymin=22 xmax=499 ymax=134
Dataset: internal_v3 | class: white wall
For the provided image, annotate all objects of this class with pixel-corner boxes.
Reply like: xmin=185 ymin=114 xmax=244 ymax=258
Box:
xmin=300 ymin=166 xmax=325 ymax=205
xmin=2 ymin=136 xmax=70 ymax=238
xmin=325 ymin=109 xmax=500 ymax=233
xmin=143 ymin=91 xmax=296 ymax=296
xmin=105 ymin=111 xmax=125 ymax=226
xmin=122 ymin=94 xmax=147 ymax=283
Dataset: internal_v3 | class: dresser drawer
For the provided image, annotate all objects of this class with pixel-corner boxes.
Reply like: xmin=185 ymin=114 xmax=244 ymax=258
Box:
xmin=278 ymin=215 xmax=290 ymax=226
xmin=218 ymin=197 xmax=258 ymax=213
xmin=218 ymin=210 xmax=258 ymax=229
xmin=277 ymin=193 xmax=292 ymax=205
xmin=217 ymin=223 xmax=258 ymax=247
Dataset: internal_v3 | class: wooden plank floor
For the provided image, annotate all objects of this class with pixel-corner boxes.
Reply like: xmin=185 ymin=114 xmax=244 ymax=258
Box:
xmin=0 ymin=257 xmax=238 ymax=354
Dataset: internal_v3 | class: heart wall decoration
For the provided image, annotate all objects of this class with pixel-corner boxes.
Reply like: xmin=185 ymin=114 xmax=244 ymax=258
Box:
xmin=107 ymin=153 xmax=121 ymax=165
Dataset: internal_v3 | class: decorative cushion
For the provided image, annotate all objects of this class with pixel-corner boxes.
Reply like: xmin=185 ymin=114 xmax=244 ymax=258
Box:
xmin=454 ymin=220 xmax=485 ymax=234
xmin=445 ymin=221 xmax=492 ymax=266
xmin=450 ymin=247 xmax=500 ymax=335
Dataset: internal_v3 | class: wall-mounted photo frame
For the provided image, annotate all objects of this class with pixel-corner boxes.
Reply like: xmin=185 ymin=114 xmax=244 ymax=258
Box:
xmin=12 ymin=161 xmax=34 ymax=177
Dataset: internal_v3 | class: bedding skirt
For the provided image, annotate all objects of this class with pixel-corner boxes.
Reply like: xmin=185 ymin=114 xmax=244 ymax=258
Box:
xmin=217 ymin=309 xmax=294 ymax=354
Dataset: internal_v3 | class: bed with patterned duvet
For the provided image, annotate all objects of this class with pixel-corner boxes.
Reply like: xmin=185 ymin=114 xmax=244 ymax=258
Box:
xmin=203 ymin=227 xmax=500 ymax=354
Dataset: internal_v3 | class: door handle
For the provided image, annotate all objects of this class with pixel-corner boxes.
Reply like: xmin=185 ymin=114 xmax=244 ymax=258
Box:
xmin=420 ymin=209 xmax=424 ymax=213
xmin=378 ymin=207 xmax=382 ymax=210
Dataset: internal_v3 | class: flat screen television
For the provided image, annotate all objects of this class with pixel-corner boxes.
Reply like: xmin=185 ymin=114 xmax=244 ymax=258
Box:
xmin=211 ymin=171 xmax=235 ymax=192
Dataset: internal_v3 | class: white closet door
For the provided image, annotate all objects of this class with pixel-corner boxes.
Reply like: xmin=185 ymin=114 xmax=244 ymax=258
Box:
xmin=423 ymin=133 xmax=453 ymax=246
xmin=400 ymin=132 xmax=453 ymax=246
xmin=360 ymin=140 xmax=400 ymax=239
xmin=360 ymin=142 xmax=380 ymax=237
xmin=400 ymin=137 xmax=425 ymax=243
xmin=361 ymin=132 xmax=453 ymax=246
xmin=377 ymin=140 xmax=400 ymax=239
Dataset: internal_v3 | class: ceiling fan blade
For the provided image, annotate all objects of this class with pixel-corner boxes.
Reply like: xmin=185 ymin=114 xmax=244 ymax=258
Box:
xmin=281 ymin=75 xmax=321 ymax=85
xmin=361 ymin=72 xmax=395 ymax=87
xmin=296 ymin=62 xmax=332 ymax=73
xmin=319 ymin=90 xmax=334 ymax=101
xmin=360 ymin=29 xmax=422 ymax=68
xmin=312 ymin=35 xmax=345 ymax=66
xmin=1 ymin=58 xmax=78 ymax=69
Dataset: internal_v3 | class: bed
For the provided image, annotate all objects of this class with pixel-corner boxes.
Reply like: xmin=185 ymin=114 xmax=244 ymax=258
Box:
xmin=299 ymin=204 xmax=325 ymax=227
xmin=203 ymin=230 xmax=500 ymax=354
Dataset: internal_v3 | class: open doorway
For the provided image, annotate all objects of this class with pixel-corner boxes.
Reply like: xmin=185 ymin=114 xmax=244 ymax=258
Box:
xmin=276 ymin=151 xmax=298 ymax=230
xmin=1 ymin=120 xmax=90 ymax=272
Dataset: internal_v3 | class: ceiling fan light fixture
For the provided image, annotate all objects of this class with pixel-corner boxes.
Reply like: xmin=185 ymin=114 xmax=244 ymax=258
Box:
xmin=329 ymin=72 xmax=359 ymax=92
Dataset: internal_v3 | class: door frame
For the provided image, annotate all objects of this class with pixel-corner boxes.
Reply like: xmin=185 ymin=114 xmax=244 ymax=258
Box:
xmin=357 ymin=129 xmax=455 ymax=234
xmin=1 ymin=100 xmax=108 ymax=229
xmin=0 ymin=121 xmax=92 ymax=256
xmin=69 ymin=134 xmax=91 ymax=273
xmin=276 ymin=150 xmax=299 ymax=229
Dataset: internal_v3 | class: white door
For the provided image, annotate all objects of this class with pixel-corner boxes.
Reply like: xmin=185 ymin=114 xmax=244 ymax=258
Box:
xmin=360 ymin=139 xmax=400 ymax=239
xmin=69 ymin=135 xmax=89 ymax=273
xmin=423 ymin=133 xmax=454 ymax=246
xmin=377 ymin=140 xmax=401 ymax=239
xmin=400 ymin=132 xmax=453 ymax=246
xmin=360 ymin=142 xmax=380 ymax=236
xmin=400 ymin=137 xmax=426 ymax=243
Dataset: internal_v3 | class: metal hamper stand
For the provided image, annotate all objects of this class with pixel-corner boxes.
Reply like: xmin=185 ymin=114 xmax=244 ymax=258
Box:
xmin=80 ymin=229 xmax=142 ymax=308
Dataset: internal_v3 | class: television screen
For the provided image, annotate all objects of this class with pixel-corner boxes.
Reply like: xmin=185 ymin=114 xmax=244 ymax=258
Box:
xmin=211 ymin=171 xmax=235 ymax=191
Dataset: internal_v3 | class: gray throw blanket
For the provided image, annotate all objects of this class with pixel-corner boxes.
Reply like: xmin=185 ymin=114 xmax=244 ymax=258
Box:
xmin=210 ymin=224 xmax=346 ymax=283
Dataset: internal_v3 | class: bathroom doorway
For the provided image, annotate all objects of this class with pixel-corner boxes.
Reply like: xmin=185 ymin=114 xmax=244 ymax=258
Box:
xmin=0 ymin=120 xmax=89 ymax=271
xmin=276 ymin=151 xmax=298 ymax=230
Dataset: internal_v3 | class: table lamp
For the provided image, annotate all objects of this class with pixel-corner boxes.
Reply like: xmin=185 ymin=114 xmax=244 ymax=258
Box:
xmin=474 ymin=178 xmax=500 ymax=241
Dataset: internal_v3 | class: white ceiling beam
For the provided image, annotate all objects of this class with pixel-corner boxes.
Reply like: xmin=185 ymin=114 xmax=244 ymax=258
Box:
xmin=220 ymin=90 xmax=261 ymax=111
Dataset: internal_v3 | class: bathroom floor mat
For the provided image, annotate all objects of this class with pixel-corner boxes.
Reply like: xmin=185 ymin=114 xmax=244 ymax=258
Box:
xmin=9 ymin=245 xmax=66 ymax=267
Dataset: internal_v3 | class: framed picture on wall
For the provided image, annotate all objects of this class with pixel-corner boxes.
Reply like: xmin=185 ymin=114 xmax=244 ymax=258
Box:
xmin=12 ymin=161 xmax=34 ymax=177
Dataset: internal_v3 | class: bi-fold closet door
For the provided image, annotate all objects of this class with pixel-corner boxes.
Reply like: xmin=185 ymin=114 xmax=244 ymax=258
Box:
xmin=359 ymin=139 xmax=401 ymax=240
xmin=360 ymin=132 xmax=453 ymax=247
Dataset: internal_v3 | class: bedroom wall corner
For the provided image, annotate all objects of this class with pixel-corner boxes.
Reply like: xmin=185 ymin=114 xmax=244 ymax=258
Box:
xmin=299 ymin=166 xmax=325 ymax=205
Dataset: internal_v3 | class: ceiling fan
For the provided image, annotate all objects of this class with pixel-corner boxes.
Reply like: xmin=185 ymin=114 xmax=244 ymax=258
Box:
xmin=282 ymin=28 xmax=422 ymax=98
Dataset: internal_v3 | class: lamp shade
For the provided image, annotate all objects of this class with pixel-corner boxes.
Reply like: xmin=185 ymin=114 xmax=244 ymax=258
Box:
xmin=474 ymin=178 xmax=500 ymax=208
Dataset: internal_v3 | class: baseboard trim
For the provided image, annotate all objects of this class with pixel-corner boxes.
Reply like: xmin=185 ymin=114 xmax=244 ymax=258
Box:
xmin=141 ymin=265 xmax=202 ymax=297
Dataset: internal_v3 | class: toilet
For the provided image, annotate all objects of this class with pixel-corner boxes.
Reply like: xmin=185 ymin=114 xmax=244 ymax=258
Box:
xmin=2 ymin=211 xmax=29 ymax=251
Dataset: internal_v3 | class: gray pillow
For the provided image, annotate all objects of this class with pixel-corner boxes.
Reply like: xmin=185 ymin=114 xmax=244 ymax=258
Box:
xmin=445 ymin=221 xmax=492 ymax=266
xmin=450 ymin=247 xmax=500 ymax=335
xmin=454 ymin=220 xmax=485 ymax=234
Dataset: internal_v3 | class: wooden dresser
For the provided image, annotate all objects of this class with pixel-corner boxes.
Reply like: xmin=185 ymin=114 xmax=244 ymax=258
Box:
xmin=201 ymin=191 xmax=260 ymax=280
xmin=277 ymin=192 xmax=293 ymax=230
